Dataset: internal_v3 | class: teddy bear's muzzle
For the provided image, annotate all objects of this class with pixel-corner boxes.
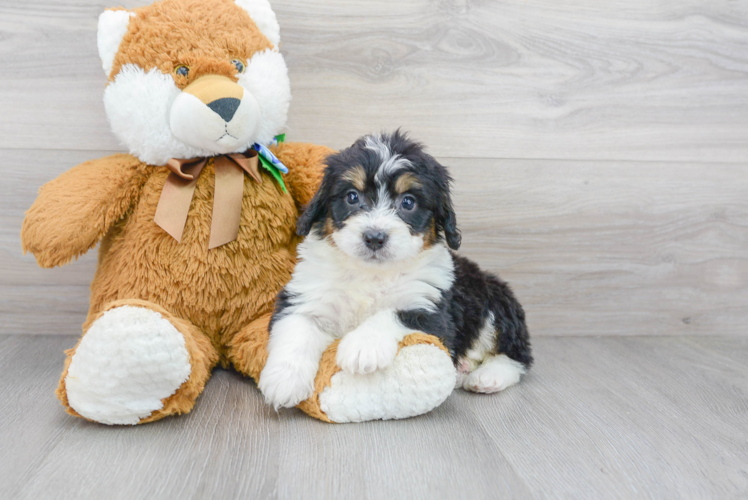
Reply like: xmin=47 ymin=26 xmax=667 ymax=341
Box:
xmin=169 ymin=75 xmax=260 ymax=154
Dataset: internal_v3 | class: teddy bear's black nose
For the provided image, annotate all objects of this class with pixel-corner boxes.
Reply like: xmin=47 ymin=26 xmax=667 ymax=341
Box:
xmin=207 ymin=97 xmax=241 ymax=122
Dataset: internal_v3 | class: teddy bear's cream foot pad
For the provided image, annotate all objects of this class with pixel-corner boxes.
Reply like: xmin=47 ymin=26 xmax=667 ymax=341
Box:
xmin=319 ymin=344 xmax=456 ymax=423
xmin=65 ymin=306 xmax=192 ymax=425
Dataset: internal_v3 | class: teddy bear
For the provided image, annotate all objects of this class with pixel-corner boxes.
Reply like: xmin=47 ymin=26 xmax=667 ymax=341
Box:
xmin=20 ymin=0 xmax=456 ymax=425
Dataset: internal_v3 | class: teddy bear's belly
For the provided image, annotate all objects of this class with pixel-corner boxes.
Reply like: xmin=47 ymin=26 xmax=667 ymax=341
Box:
xmin=88 ymin=168 xmax=299 ymax=342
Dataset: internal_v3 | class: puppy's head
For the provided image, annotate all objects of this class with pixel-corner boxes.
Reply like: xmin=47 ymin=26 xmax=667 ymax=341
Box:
xmin=298 ymin=130 xmax=461 ymax=264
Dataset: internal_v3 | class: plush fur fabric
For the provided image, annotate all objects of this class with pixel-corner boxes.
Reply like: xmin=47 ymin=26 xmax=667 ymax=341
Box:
xmin=24 ymin=143 xmax=328 ymax=339
xmin=102 ymin=0 xmax=291 ymax=164
xmin=109 ymin=0 xmax=272 ymax=82
xmin=56 ymin=299 xmax=218 ymax=424
xmin=22 ymin=0 xmax=459 ymax=425
xmin=297 ymin=333 xmax=452 ymax=423
xmin=319 ymin=342 xmax=456 ymax=423
xmin=24 ymin=143 xmax=331 ymax=423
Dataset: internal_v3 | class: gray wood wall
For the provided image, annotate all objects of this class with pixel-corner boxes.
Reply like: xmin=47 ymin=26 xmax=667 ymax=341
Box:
xmin=1 ymin=0 xmax=746 ymax=336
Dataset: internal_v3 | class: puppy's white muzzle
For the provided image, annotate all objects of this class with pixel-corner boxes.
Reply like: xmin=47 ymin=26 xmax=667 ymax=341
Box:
xmin=169 ymin=75 xmax=260 ymax=154
xmin=333 ymin=209 xmax=424 ymax=265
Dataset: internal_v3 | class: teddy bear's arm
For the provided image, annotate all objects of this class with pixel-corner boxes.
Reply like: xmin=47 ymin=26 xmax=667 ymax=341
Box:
xmin=21 ymin=154 xmax=150 ymax=268
xmin=273 ymin=142 xmax=335 ymax=208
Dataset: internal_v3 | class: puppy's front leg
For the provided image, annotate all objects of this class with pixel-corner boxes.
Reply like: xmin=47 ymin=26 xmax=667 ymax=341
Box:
xmin=259 ymin=314 xmax=334 ymax=409
xmin=337 ymin=309 xmax=412 ymax=375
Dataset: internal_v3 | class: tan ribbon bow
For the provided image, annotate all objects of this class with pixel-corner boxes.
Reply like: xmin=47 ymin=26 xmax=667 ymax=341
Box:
xmin=154 ymin=149 xmax=263 ymax=249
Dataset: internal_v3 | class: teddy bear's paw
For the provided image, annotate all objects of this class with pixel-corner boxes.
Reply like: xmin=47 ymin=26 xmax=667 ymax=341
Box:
xmin=319 ymin=343 xmax=456 ymax=423
xmin=336 ymin=326 xmax=399 ymax=375
xmin=259 ymin=359 xmax=316 ymax=410
xmin=463 ymin=354 xmax=526 ymax=394
xmin=65 ymin=306 xmax=192 ymax=425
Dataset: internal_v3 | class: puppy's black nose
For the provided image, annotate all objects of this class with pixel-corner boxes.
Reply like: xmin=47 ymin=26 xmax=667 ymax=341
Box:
xmin=207 ymin=97 xmax=241 ymax=122
xmin=363 ymin=230 xmax=388 ymax=251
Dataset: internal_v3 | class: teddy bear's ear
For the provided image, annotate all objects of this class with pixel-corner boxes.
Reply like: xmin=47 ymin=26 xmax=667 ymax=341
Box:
xmin=97 ymin=9 xmax=135 ymax=77
xmin=234 ymin=0 xmax=281 ymax=48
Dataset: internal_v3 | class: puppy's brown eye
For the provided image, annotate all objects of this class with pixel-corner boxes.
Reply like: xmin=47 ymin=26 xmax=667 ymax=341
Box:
xmin=346 ymin=191 xmax=359 ymax=205
xmin=401 ymin=195 xmax=416 ymax=211
xmin=174 ymin=65 xmax=189 ymax=77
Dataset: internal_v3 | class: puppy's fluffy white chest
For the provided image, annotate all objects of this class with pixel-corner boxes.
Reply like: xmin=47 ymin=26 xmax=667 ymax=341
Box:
xmin=284 ymin=236 xmax=455 ymax=337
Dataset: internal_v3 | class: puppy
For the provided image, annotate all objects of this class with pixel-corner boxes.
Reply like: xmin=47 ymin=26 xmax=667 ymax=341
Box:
xmin=259 ymin=131 xmax=532 ymax=409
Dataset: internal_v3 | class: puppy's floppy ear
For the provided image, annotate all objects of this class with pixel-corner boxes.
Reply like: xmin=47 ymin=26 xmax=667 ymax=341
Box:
xmin=439 ymin=191 xmax=461 ymax=250
xmin=296 ymin=170 xmax=334 ymax=236
xmin=432 ymin=160 xmax=461 ymax=250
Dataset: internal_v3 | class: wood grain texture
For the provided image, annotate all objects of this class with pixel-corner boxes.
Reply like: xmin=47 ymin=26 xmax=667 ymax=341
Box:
xmin=4 ymin=148 xmax=746 ymax=336
xmin=1 ymin=334 xmax=746 ymax=499
xmin=2 ymin=1 xmax=746 ymax=498
xmin=0 ymin=0 xmax=747 ymax=161
xmin=0 ymin=335 xmax=74 ymax=499
xmin=467 ymin=335 xmax=748 ymax=499
xmin=451 ymin=158 xmax=748 ymax=336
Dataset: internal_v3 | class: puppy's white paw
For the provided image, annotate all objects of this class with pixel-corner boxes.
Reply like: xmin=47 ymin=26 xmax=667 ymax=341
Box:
xmin=336 ymin=326 xmax=399 ymax=375
xmin=259 ymin=360 xmax=316 ymax=409
xmin=463 ymin=354 xmax=526 ymax=394
xmin=455 ymin=358 xmax=472 ymax=389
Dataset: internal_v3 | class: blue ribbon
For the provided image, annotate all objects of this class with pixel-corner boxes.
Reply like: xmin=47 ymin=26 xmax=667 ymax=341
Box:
xmin=252 ymin=142 xmax=289 ymax=174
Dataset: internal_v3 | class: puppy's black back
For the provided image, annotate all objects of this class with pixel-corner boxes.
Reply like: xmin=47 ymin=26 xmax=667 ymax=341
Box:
xmin=399 ymin=254 xmax=533 ymax=368
xmin=452 ymin=255 xmax=532 ymax=367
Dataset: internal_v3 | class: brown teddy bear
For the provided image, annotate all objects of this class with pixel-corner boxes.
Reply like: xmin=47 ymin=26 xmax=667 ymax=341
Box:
xmin=21 ymin=0 xmax=456 ymax=425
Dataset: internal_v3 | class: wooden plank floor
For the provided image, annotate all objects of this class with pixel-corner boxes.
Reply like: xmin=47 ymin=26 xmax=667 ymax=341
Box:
xmin=1 ymin=334 xmax=746 ymax=499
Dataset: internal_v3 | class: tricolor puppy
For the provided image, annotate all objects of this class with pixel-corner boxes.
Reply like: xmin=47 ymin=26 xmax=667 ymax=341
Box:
xmin=259 ymin=131 xmax=533 ymax=409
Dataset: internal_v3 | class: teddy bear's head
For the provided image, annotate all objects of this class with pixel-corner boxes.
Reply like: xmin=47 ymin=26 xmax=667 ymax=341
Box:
xmin=98 ymin=0 xmax=290 ymax=165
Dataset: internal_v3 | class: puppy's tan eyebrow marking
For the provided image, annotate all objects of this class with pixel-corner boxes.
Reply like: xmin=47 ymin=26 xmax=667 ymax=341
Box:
xmin=341 ymin=166 xmax=367 ymax=191
xmin=395 ymin=172 xmax=422 ymax=193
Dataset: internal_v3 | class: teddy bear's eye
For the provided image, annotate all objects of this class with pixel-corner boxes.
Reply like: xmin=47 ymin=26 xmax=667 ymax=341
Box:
xmin=231 ymin=59 xmax=246 ymax=74
xmin=174 ymin=65 xmax=190 ymax=77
